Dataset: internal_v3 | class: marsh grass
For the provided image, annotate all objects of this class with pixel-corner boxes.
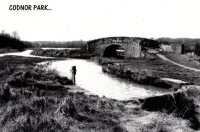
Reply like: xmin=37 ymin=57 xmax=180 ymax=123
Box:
xmin=139 ymin=112 xmax=191 ymax=132
xmin=0 ymin=94 xmax=71 ymax=131
xmin=0 ymin=89 xmax=194 ymax=132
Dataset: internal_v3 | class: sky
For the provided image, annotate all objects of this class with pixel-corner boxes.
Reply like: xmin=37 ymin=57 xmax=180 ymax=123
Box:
xmin=0 ymin=0 xmax=200 ymax=41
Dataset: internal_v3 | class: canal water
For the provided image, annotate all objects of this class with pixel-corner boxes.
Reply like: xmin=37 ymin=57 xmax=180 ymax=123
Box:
xmin=0 ymin=50 xmax=52 ymax=58
xmin=0 ymin=50 xmax=168 ymax=100
xmin=48 ymin=59 xmax=167 ymax=100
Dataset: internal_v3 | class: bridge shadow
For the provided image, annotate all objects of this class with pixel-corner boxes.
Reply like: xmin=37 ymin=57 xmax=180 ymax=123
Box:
xmin=103 ymin=44 xmax=125 ymax=59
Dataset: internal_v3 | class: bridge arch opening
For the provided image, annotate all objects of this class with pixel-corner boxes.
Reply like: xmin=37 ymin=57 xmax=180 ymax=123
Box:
xmin=103 ymin=45 xmax=125 ymax=59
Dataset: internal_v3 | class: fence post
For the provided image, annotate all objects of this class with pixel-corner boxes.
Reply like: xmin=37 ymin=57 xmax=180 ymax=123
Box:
xmin=71 ymin=66 xmax=77 ymax=85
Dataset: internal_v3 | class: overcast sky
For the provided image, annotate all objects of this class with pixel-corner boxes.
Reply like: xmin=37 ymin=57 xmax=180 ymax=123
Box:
xmin=0 ymin=0 xmax=200 ymax=41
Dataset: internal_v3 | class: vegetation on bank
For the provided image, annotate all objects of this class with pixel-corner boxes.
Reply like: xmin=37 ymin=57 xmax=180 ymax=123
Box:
xmin=31 ymin=48 xmax=93 ymax=59
xmin=30 ymin=41 xmax=87 ymax=49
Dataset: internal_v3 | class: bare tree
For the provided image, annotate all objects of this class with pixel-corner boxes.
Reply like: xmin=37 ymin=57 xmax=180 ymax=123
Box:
xmin=12 ymin=31 xmax=20 ymax=39
xmin=1 ymin=30 xmax=5 ymax=34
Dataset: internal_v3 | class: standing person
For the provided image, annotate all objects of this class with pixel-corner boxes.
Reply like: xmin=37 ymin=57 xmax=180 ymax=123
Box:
xmin=3 ymin=81 xmax=11 ymax=102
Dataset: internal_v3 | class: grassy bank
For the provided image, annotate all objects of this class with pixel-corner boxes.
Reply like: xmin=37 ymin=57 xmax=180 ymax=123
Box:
xmin=163 ymin=52 xmax=200 ymax=70
xmin=100 ymin=55 xmax=200 ymax=86
xmin=0 ymin=56 xmax=195 ymax=131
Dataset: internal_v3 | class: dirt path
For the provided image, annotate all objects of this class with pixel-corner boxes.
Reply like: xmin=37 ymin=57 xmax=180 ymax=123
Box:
xmin=157 ymin=54 xmax=200 ymax=72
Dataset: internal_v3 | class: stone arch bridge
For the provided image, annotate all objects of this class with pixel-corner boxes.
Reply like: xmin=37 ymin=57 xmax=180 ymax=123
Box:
xmin=87 ymin=37 xmax=160 ymax=58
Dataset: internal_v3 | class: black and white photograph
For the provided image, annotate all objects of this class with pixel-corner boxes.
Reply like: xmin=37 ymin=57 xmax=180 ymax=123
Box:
xmin=0 ymin=0 xmax=200 ymax=131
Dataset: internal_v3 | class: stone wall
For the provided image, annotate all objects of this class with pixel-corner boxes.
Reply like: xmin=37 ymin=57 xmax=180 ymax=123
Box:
xmin=125 ymin=42 xmax=141 ymax=58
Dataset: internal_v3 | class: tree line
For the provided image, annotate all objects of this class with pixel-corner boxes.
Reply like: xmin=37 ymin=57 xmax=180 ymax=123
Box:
xmin=0 ymin=31 xmax=87 ymax=51
xmin=0 ymin=32 xmax=31 ymax=51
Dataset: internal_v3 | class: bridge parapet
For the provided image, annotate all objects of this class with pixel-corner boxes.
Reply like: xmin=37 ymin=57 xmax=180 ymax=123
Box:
xmin=88 ymin=37 xmax=141 ymax=45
